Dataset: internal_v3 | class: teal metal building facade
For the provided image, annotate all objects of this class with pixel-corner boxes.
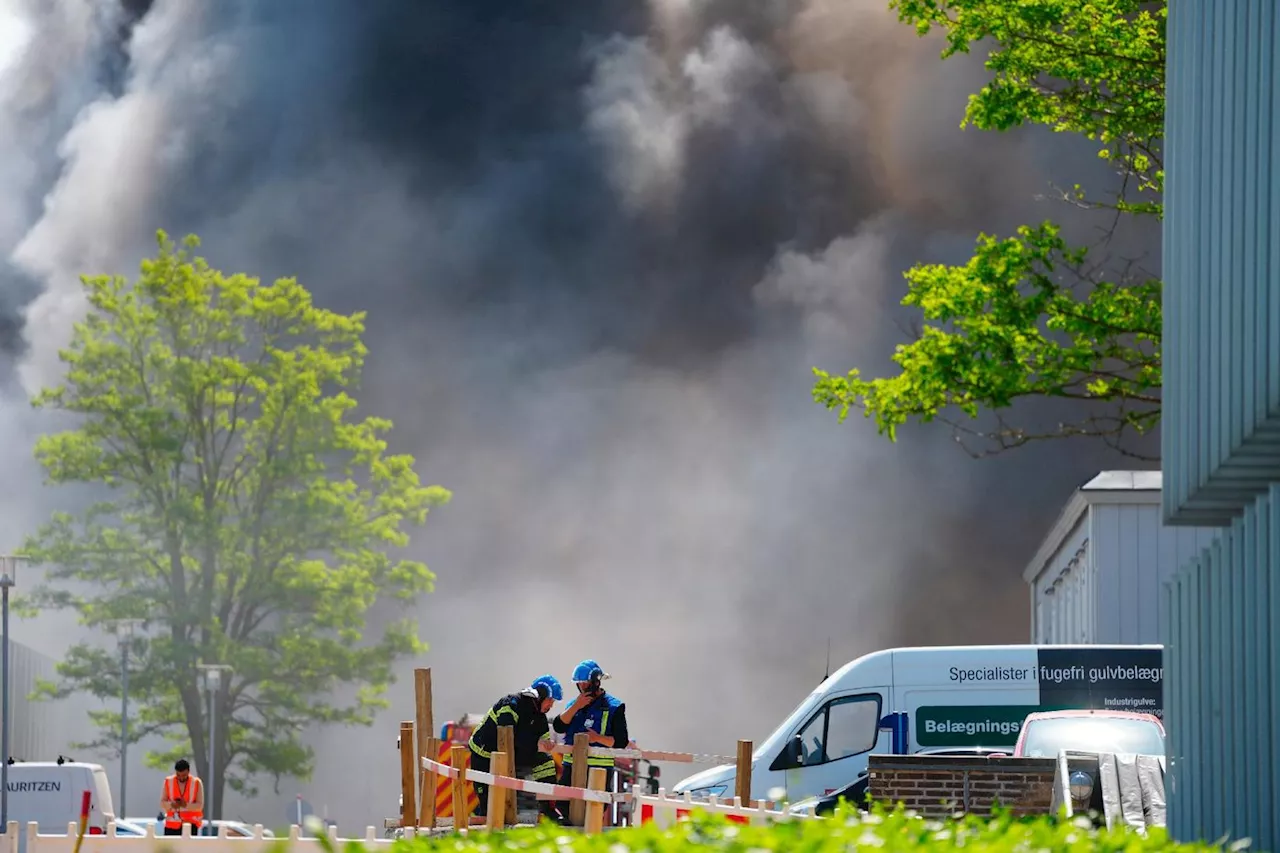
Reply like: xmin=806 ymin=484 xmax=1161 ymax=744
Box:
xmin=1163 ymin=0 xmax=1280 ymax=845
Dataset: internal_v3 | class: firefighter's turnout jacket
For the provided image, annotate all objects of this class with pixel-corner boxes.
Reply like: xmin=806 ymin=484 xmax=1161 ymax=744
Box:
xmin=468 ymin=689 xmax=558 ymax=781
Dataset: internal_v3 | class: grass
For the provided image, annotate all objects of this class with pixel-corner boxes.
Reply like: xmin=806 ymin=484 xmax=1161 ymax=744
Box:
xmin=299 ymin=804 xmax=1248 ymax=853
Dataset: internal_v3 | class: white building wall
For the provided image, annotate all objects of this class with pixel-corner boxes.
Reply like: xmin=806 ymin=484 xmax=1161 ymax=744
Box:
xmin=1089 ymin=504 xmax=1219 ymax=644
xmin=1026 ymin=473 xmax=1222 ymax=647
xmin=1030 ymin=515 xmax=1091 ymax=644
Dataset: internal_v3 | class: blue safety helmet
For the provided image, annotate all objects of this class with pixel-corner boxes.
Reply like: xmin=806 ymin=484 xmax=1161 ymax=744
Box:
xmin=531 ymin=674 xmax=563 ymax=702
xmin=572 ymin=659 xmax=608 ymax=684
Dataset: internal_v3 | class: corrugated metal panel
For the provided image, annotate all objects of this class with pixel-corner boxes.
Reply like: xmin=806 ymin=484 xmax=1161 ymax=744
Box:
xmin=1163 ymin=0 xmax=1280 ymax=526
xmin=1023 ymin=470 xmax=1165 ymax=588
xmin=1039 ymin=545 xmax=1090 ymax=644
xmin=1026 ymin=472 xmax=1223 ymax=645
xmin=1162 ymin=486 xmax=1280 ymax=847
xmin=1089 ymin=505 xmax=1219 ymax=644
xmin=1029 ymin=515 xmax=1090 ymax=643
xmin=1029 ymin=502 xmax=1218 ymax=646
xmin=0 ymin=641 xmax=69 ymax=763
xmin=1163 ymin=0 xmax=1280 ymax=841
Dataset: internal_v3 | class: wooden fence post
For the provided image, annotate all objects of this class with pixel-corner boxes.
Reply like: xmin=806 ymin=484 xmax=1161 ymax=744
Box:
xmin=415 ymin=669 xmax=434 ymax=828
xmin=736 ymin=740 xmax=753 ymax=808
xmin=419 ymin=735 xmax=440 ymax=829
xmin=399 ymin=722 xmax=417 ymax=828
xmin=486 ymin=751 xmax=508 ymax=830
xmin=497 ymin=726 xmax=517 ymax=826
xmin=450 ymin=745 xmax=471 ymax=832
xmin=584 ymin=768 xmax=607 ymax=835
xmin=569 ymin=733 xmax=589 ymax=826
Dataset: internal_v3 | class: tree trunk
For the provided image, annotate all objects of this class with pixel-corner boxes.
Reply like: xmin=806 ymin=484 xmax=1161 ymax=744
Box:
xmin=180 ymin=682 xmax=208 ymax=783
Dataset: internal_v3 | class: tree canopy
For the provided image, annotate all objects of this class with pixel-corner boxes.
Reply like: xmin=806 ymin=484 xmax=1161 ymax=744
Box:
xmin=812 ymin=0 xmax=1165 ymax=458
xmin=22 ymin=232 xmax=450 ymax=813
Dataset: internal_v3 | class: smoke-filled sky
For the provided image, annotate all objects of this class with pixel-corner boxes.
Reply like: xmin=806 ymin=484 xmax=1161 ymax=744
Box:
xmin=0 ymin=0 xmax=1158 ymax=830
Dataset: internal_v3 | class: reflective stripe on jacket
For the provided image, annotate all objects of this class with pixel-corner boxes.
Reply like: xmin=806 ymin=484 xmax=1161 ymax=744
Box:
xmin=561 ymin=694 xmax=623 ymax=767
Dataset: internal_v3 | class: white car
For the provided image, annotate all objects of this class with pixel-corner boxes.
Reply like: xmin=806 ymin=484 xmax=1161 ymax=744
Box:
xmin=105 ymin=819 xmax=150 ymax=836
xmin=121 ymin=817 xmax=275 ymax=838
xmin=203 ymin=820 xmax=276 ymax=838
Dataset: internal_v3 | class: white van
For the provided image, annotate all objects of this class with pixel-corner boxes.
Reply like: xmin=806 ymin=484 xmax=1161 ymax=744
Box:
xmin=672 ymin=644 xmax=1163 ymax=803
xmin=4 ymin=761 xmax=115 ymax=845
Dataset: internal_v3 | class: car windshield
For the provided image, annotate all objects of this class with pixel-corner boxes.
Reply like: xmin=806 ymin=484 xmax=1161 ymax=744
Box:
xmin=1020 ymin=716 xmax=1165 ymax=758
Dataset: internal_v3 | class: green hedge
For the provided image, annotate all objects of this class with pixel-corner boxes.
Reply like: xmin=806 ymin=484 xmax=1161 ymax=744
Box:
xmin=323 ymin=806 xmax=1246 ymax=852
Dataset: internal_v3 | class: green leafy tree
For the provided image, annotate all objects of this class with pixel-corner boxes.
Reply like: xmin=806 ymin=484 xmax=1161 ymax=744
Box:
xmin=813 ymin=0 xmax=1165 ymax=458
xmin=21 ymin=232 xmax=450 ymax=814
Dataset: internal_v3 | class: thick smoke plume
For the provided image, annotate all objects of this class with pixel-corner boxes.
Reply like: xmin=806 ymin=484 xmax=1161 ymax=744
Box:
xmin=0 ymin=0 xmax=1152 ymax=828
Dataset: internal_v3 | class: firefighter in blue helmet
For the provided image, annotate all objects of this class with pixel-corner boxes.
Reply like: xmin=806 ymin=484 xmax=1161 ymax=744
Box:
xmin=552 ymin=659 xmax=628 ymax=820
xmin=468 ymin=675 xmax=564 ymax=823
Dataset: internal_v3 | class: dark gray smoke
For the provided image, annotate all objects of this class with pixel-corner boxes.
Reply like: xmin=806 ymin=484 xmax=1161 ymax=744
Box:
xmin=0 ymin=0 xmax=1154 ymax=829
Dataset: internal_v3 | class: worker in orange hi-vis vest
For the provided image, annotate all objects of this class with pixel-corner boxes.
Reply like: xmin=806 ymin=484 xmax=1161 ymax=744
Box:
xmin=159 ymin=759 xmax=205 ymax=836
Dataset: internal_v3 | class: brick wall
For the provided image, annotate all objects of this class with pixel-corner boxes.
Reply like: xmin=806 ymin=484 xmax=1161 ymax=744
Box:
xmin=867 ymin=756 xmax=1057 ymax=818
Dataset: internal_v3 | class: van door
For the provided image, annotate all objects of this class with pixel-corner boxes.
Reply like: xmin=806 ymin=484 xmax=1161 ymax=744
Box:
xmin=89 ymin=766 xmax=115 ymax=827
xmin=768 ymin=690 xmax=887 ymax=802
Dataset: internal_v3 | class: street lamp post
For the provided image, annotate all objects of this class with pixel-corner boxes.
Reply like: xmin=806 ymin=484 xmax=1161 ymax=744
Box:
xmin=106 ymin=619 xmax=142 ymax=817
xmin=0 ymin=555 xmax=28 ymax=829
xmin=195 ymin=664 xmax=232 ymax=821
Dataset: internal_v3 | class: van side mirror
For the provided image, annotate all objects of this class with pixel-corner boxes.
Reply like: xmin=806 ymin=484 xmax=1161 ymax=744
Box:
xmin=789 ymin=736 xmax=804 ymax=766
xmin=768 ymin=734 xmax=807 ymax=772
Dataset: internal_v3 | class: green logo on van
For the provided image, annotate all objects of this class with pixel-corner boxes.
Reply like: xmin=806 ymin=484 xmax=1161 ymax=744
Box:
xmin=915 ymin=705 xmax=1037 ymax=747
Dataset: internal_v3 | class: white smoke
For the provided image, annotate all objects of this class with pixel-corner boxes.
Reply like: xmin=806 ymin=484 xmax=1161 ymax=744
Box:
xmin=12 ymin=1 xmax=232 ymax=391
xmin=755 ymin=214 xmax=898 ymax=345
xmin=0 ymin=13 xmax=29 ymax=76
xmin=584 ymin=25 xmax=775 ymax=215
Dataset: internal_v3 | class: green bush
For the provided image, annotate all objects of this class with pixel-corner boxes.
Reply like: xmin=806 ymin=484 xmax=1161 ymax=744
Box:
xmin=317 ymin=804 xmax=1245 ymax=852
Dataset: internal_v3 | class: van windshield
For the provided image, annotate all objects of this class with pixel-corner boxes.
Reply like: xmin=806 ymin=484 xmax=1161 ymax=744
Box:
xmin=755 ymin=689 xmax=824 ymax=760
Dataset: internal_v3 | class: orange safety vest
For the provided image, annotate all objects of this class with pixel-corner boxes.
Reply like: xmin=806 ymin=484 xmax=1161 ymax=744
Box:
xmin=163 ymin=775 xmax=204 ymax=829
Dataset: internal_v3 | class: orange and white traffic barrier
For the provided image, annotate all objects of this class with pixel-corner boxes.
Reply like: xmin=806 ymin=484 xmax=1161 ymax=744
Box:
xmin=430 ymin=742 xmax=480 ymax=819
xmin=634 ymin=790 xmax=813 ymax=828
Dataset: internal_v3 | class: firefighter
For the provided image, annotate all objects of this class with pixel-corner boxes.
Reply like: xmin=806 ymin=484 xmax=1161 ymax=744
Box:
xmin=552 ymin=659 xmax=628 ymax=820
xmin=159 ymin=758 xmax=204 ymax=835
xmin=468 ymin=675 xmax=563 ymax=822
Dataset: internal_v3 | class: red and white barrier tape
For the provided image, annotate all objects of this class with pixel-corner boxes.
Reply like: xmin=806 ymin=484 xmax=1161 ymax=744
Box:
xmin=420 ymin=756 xmax=627 ymax=804
xmin=543 ymin=744 xmax=737 ymax=764
xmin=420 ymin=756 xmax=461 ymax=779
xmin=635 ymin=791 xmax=814 ymax=827
xmin=468 ymin=769 xmax=627 ymax=804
